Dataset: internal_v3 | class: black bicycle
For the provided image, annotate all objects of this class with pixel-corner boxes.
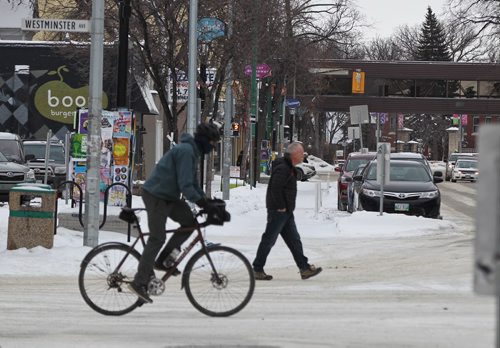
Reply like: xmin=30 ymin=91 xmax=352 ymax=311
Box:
xmin=78 ymin=203 xmax=255 ymax=317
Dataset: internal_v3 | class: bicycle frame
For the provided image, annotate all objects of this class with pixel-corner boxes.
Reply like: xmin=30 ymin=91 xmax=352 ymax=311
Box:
xmin=114 ymin=210 xmax=220 ymax=286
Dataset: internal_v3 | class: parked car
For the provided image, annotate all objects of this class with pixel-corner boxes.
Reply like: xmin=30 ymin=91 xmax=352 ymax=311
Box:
xmin=445 ymin=152 xmax=477 ymax=181
xmin=429 ymin=160 xmax=447 ymax=177
xmin=334 ymin=159 xmax=345 ymax=171
xmin=451 ymin=158 xmax=478 ymax=182
xmin=0 ymin=132 xmax=31 ymax=164
xmin=346 ymin=163 xmax=366 ymax=213
xmin=295 ymin=162 xmax=316 ymax=181
xmin=390 ymin=152 xmax=434 ymax=176
xmin=23 ymin=140 xmax=67 ymax=189
xmin=336 ymin=151 xmax=377 ymax=211
xmin=357 ymin=159 xmax=443 ymax=219
xmin=0 ymin=151 xmax=35 ymax=202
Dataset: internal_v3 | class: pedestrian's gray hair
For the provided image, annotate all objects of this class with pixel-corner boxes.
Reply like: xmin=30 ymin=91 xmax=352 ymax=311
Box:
xmin=285 ymin=142 xmax=304 ymax=155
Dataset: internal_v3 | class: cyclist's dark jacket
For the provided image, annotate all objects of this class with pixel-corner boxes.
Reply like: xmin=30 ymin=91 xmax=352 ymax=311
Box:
xmin=266 ymin=156 xmax=297 ymax=212
xmin=143 ymin=133 xmax=204 ymax=203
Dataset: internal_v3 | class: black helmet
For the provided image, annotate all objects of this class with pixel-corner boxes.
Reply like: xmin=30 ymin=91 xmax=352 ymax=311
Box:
xmin=196 ymin=123 xmax=221 ymax=142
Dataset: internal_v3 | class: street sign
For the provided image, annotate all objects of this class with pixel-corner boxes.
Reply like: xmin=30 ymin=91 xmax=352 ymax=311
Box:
xmin=349 ymin=105 xmax=369 ymax=125
xmin=21 ymin=18 xmax=90 ymax=33
xmin=347 ymin=126 xmax=359 ymax=140
xmin=285 ymin=98 xmax=301 ymax=108
xmin=197 ymin=17 xmax=226 ymax=43
xmin=352 ymin=70 xmax=365 ymax=94
xmin=244 ymin=63 xmax=272 ymax=79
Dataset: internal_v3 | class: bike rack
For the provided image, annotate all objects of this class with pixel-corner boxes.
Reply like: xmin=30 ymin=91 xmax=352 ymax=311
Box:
xmin=55 ymin=180 xmax=84 ymax=235
xmin=102 ymin=183 xmax=133 ymax=241
xmin=55 ymin=181 xmax=134 ymax=241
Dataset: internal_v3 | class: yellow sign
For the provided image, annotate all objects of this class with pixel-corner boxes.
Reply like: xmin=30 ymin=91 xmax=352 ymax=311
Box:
xmin=352 ymin=71 xmax=365 ymax=94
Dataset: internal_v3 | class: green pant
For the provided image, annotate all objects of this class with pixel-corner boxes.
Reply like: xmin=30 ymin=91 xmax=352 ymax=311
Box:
xmin=134 ymin=189 xmax=196 ymax=286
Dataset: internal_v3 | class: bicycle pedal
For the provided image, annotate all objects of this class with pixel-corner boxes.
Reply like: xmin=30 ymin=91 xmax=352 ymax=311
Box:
xmin=148 ymin=277 xmax=165 ymax=296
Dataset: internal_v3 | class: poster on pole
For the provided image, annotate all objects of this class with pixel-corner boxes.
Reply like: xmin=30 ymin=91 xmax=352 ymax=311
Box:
xmin=70 ymin=109 xmax=134 ymax=206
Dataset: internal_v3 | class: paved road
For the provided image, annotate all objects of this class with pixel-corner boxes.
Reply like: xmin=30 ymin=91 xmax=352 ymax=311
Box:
xmin=0 ymin=177 xmax=495 ymax=348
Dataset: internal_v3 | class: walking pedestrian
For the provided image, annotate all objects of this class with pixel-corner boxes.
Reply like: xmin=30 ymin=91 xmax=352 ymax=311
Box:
xmin=252 ymin=142 xmax=322 ymax=280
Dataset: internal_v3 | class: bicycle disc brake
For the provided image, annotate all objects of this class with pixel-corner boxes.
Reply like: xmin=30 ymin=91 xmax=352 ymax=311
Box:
xmin=148 ymin=277 xmax=165 ymax=296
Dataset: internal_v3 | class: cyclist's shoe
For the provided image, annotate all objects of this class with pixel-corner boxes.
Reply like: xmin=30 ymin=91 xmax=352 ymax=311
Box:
xmin=254 ymin=271 xmax=273 ymax=281
xmin=154 ymin=260 xmax=181 ymax=276
xmin=300 ymin=265 xmax=322 ymax=280
xmin=127 ymin=281 xmax=153 ymax=303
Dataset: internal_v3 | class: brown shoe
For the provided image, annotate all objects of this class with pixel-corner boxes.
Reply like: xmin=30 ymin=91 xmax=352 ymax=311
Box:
xmin=300 ymin=265 xmax=322 ymax=280
xmin=254 ymin=271 xmax=273 ymax=280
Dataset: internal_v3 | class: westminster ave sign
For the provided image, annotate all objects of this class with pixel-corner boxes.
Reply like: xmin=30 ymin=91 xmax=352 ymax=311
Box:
xmin=21 ymin=18 xmax=90 ymax=33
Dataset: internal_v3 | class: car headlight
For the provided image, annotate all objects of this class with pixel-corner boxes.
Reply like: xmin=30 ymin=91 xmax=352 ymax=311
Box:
xmin=26 ymin=169 xmax=35 ymax=180
xmin=362 ymin=188 xmax=380 ymax=197
xmin=419 ymin=190 xmax=439 ymax=198
xmin=54 ymin=167 xmax=66 ymax=174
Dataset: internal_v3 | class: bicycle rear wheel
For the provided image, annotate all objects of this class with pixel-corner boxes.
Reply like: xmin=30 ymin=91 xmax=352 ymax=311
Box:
xmin=183 ymin=245 xmax=255 ymax=317
xmin=78 ymin=243 xmax=142 ymax=316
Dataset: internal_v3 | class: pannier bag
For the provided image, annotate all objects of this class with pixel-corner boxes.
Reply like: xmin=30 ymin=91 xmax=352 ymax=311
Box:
xmin=119 ymin=208 xmax=137 ymax=223
xmin=205 ymin=198 xmax=231 ymax=225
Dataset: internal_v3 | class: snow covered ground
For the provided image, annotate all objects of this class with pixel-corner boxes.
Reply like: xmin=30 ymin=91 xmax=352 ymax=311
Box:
xmin=0 ymin=177 xmax=494 ymax=348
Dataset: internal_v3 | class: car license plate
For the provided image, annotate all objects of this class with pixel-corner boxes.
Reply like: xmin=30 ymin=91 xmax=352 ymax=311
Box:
xmin=394 ymin=203 xmax=409 ymax=211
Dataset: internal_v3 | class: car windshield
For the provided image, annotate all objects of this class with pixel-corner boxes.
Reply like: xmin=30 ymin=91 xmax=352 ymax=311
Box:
xmin=346 ymin=158 xmax=371 ymax=172
xmin=24 ymin=144 xmax=65 ymax=163
xmin=456 ymin=160 xmax=477 ymax=169
xmin=0 ymin=151 xmax=9 ymax=162
xmin=353 ymin=165 xmax=366 ymax=176
xmin=0 ymin=140 xmax=22 ymax=162
xmin=366 ymin=163 xmax=431 ymax=182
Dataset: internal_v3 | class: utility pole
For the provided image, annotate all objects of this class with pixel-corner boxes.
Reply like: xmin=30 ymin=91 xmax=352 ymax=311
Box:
xmin=187 ymin=0 xmax=198 ymax=135
xmin=84 ymin=0 xmax=104 ymax=247
xmin=248 ymin=0 xmax=259 ymax=187
xmin=222 ymin=4 xmax=234 ymax=200
xmin=116 ymin=0 xmax=130 ymax=108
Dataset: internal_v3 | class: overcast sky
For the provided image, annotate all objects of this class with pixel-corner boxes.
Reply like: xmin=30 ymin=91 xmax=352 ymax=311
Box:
xmin=355 ymin=0 xmax=448 ymax=40
xmin=2 ymin=1 xmax=449 ymax=41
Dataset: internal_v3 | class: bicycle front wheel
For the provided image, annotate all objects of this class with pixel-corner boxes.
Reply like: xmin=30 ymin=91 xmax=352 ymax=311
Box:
xmin=183 ymin=245 xmax=255 ymax=317
xmin=78 ymin=243 xmax=142 ymax=316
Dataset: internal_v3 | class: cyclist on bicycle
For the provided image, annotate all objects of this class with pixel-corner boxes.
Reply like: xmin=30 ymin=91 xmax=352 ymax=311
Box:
xmin=129 ymin=122 xmax=221 ymax=303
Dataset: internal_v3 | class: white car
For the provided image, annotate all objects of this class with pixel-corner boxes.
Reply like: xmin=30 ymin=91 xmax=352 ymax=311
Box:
xmin=295 ymin=162 xmax=316 ymax=181
xmin=451 ymin=159 xmax=478 ymax=182
xmin=429 ymin=161 xmax=447 ymax=177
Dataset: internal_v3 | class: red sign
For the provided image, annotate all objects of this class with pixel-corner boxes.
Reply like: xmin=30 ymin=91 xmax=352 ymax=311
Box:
xmin=244 ymin=63 xmax=272 ymax=79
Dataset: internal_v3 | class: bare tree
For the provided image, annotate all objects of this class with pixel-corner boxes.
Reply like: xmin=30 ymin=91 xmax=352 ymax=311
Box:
xmin=363 ymin=37 xmax=404 ymax=60
xmin=447 ymin=0 xmax=500 ymax=62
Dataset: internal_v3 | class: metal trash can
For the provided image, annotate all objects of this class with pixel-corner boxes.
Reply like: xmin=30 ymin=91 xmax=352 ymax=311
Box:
xmin=7 ymin=183 xmax=56 ymax=250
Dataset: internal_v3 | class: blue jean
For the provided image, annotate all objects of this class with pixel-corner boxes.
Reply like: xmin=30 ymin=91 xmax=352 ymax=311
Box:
xmin=252 ymin=211 xmax=309 ymax=272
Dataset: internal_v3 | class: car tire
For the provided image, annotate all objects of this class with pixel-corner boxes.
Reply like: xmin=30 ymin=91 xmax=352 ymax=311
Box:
xmin=296 ymin=168 xmax=304 ymax=181
xmin=337 ymin=197 xmax=346 ymax=211
xmin=451 ymin=178 xmax=456 ymax=183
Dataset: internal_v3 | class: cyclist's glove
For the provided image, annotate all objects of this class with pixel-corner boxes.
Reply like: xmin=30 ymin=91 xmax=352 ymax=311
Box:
xmin=195 ymin=197 xmax=208 ymax=209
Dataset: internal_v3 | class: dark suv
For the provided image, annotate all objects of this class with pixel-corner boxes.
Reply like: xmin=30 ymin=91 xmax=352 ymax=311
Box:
xmin=336 ymin=151 xmax=376 ymax=211
xmin=23 ymin=140 xmax=67 ymax=189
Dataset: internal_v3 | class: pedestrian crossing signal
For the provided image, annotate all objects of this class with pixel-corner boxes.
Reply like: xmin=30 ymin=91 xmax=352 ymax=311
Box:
xmin=231 ymin=122 xmax=240 ymax=137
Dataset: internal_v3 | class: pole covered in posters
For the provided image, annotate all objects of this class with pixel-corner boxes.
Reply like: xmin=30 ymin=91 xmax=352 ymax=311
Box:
xmin=84 ymin=0 xmax=104 ymax=247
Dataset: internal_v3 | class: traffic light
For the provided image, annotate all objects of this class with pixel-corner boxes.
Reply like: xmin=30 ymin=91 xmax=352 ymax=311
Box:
xmin=283 ymin=125 xmax=291 ymax=141
xmin=231 ymin=122 xmax=240 ymax=137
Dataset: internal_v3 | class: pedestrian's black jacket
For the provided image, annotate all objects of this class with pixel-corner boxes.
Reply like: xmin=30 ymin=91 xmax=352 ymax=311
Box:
xmin=266 ymin=156 xmax=297 ymax=212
